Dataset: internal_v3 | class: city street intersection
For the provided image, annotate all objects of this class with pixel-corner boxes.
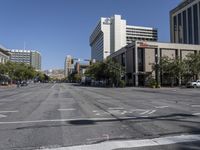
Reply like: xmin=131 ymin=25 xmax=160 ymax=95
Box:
xmin=0 ymin=83 xmax=200 ymax=150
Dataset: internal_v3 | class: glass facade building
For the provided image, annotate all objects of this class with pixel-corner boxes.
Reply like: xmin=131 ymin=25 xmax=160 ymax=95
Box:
xmin=170 ymin=0 xmax=200 ymax=45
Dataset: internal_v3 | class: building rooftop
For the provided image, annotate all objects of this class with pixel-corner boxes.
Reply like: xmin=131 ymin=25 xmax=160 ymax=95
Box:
xmin=8 ymin=49 xmax=41 ymax=54
xmin=170 ymin=0 xmax=195 ymax=14
xmin=0 ymin=44 xmax=10 ymax=56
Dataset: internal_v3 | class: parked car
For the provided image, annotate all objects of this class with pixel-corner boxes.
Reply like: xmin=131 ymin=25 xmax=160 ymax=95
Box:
xmin=186 ymin=80 xmax=200 ymax=88
xmin=0 ymin=81 xmax=9 ymax=86
xmin=20 ymin=81 xmax=28 ymax=86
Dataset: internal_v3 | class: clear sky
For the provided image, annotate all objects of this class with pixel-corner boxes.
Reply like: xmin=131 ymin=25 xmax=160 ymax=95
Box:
xmin=0 ymin=0 xmax=181 ymax=70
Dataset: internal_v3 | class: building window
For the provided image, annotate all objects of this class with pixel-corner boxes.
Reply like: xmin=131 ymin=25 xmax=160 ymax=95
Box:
xmin=193 ymin=4 xmax=199 ymax=44
xmin=173 ymin=16 xmax=177 ymax=42
xmin=178 ymin=13 xmax=182 ymax=43
xmin=121 ymin=53 xmax=125 ymax=66
xmin=138 ymin=48 xmax=144 ymax=72
xmin=188 ymin=7 xmax=193 ymax=44
xmin=183 ymin=10 xmax=187 ymax=43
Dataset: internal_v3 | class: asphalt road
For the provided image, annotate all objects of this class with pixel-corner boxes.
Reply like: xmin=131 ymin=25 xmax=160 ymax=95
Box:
xmin=0 ymin=83 xmax=200 ymax=150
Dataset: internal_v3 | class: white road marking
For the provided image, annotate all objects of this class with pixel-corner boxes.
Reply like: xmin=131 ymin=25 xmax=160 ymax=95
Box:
xmin=51 ymin=84 xmax=56 ymax=89
xmin=121 ymin=111 xmax=127 ymax=115
xmin=37 ymin=134 xmax=200 ymax=150
xmin=141 ymin=116 xmax=149 ymax=118
xmin=193 ymin=113 xmax=200 ymax=116
xmin=0 ymin=110 xmax=19 ymax=113
xmin=108 ymin=107 xmax=124 ymax=110
xmin=147 ymin=110 xmax=156 ymax=115
xmin=131 ymin=109 xmax=146 ymax=111
xmin=155 ymin=106 xmax=169 ymax=109
xmin=140 ymin=110 xmax=150 ymax=115
xmin=92 ymin=110 xmax=98 ymax=112
xmin=57 ymin=108 xmax=75 ymax=111
xmin=0 ymin=114 xmax=7 ymax=118
xmin=191 ymin=105 xmax=200 ymax=107
xmin=0 ymin=116 xmax=139 ymax=125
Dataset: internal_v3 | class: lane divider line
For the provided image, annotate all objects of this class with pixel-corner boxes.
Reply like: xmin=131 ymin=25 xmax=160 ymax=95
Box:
xmin=57 ymin=108 xmax=75 ymax=111
xmin=0 ymin=116 xmax=139 ymax=125
xmin=0 ymin=110 xmax=19 ymax=113
xmin=155 ymin=106 xmax=169 ymax=109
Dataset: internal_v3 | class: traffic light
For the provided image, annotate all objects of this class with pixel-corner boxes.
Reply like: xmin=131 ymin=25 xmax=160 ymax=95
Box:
xmin=89 ymin=60 xmax=92 ymax=65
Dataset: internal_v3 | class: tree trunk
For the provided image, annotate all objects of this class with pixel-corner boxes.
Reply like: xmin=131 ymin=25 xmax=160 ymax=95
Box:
xmin=171 ymin=77 xmax=174 ymax=87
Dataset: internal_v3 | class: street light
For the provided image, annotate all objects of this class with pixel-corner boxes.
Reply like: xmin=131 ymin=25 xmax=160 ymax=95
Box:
xmin=155 ymin=53 xmax=160 ymax=87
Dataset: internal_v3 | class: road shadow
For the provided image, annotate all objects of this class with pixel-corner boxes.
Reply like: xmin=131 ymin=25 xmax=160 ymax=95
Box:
xmin=69 ymin=119 xmax=95 ymax=125
xmin=68 ymin=113 xmax=199 ymax=125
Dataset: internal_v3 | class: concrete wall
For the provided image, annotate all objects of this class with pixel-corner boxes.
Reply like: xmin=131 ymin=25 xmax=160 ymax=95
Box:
xmin=110 ymin=41 xmax=200 ymax=86
xmin=161 ymin=49 xmax=176 ymax=59
xmin=144 ymin=48 xmax=155 ymax=72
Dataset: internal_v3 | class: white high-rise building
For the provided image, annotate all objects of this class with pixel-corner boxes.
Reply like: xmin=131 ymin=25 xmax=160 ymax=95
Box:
xmin=90 ymin=15 xmax=157 ymax=61
xmin=8 ymin=49 xmax=41 ymax=70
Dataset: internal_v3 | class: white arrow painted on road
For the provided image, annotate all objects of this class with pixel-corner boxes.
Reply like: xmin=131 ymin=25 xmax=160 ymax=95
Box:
xmin=0 ymin=110 xmax=18 ymax=119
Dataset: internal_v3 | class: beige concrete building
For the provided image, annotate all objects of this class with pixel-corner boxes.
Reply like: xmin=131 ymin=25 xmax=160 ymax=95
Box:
xmin=74 ymin=62 xmax=89 ymax=76
xmin=64 ymin=55 xmax=73 ymax=77
xmin=110 ymin=41 xmax=200 ymax=86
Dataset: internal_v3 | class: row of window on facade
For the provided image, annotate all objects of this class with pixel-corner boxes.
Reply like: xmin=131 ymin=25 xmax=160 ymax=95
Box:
xmin=173 ymin=2 xmax=200 ymax=44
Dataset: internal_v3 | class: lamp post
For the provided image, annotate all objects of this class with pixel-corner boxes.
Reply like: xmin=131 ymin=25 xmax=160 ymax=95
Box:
xmin=155 ymin=54 xmax=160 ymax=87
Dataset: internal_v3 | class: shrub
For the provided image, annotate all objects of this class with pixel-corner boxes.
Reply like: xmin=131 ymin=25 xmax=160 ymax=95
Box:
xmin=119 ymin=80 xmax=126 ymax=88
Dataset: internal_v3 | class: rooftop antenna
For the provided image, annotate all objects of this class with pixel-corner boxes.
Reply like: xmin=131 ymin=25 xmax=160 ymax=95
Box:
xmin=23 ymin=41 xmax=26 ymax=50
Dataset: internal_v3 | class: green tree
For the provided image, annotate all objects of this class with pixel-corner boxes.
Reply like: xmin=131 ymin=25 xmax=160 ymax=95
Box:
xmin=159 ymin=56 xmax=186 ymax=86
xmin=85 ymin=58 xmax=124 ymax=87
xmin=1 ymin=61 xmax=38 ymax=83
xmin=0 ymin=63 xmax=7 ymax=75
xmin=184 ymin=53 xmax=200 ymax=80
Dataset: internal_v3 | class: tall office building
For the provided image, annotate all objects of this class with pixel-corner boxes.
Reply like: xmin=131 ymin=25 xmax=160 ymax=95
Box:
xmin=170 ymin=0 xmax=200 ymax=44
xmin=64 ymin=55 xmax=73 ymax=77
xmin=31 ymin=51 xmax=41 ymax=71
xmin=9 ymin=49 xmax=41 ymax=70
xmin=90 ymin=15 xmax=158 ymax=61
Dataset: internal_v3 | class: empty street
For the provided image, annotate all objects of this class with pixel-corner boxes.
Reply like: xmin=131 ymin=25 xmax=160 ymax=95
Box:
xmin=0 ymin=83 xmax=200 ymax=150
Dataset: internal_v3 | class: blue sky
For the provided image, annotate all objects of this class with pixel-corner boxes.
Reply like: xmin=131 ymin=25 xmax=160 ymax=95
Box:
xmin=0 ymin=0 xmax=180 ymax=70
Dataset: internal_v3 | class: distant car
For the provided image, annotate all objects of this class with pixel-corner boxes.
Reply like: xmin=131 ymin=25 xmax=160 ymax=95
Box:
xmin=0 ymin=81 xmax=9 ymax=86
xmin=20 ymin=81 xmax=28 ymax=86
xmin=186 ymin=80 xmax=200 ymax=88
